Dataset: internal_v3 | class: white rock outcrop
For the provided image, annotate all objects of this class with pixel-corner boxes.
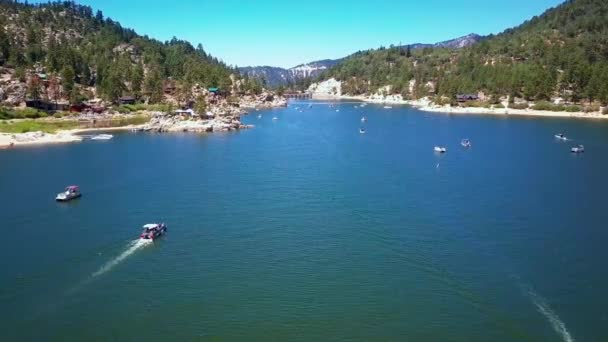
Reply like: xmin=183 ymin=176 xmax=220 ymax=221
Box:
xmin=308 ymin=78 xmax=342 ymax=98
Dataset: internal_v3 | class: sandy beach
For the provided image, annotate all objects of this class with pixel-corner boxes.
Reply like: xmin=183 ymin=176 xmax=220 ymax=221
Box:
xmin=334 ymin=94 xmax=608 ymax=120
xmin=0 ymin=125 xmax=142 ymax=149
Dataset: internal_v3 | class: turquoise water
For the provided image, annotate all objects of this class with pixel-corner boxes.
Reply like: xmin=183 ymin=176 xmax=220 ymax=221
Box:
xmin=1 ymin=102 xmax=608 ymax=341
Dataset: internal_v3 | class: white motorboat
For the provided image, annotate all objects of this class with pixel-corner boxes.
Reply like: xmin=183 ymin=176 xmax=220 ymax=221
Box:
xmin=361 ymin=117 xmax=367 ymax=123
xmin=359 ymin=128 xmax=366 ymax=134
xmin=272 ymin=116 xmax=278 ymax=120
xmin=257 ymin=114 xmax=262 ymax=119
xmin=434 ymin=146 xmax=447 ymax=153
xmin=384 ymin=106 xmax=393 ymax=109
xmin=571 ymin=145 xmax=585 ymax=153
xmin=56 ymin=185 xmax=81 ymax=202
xmin=461 ymin=139 xmax=471 ymax=148
xmin=554 ymin=133 xmax=567 ymax=141
xmin=91 ymin=134 xmax=113 ymax=140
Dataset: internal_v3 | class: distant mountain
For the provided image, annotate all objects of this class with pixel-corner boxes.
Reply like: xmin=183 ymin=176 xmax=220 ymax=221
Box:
xmin=240 ymin=34 xmax=481 ymax=87
xmin=406 ymin=33 xmax=484 ymax=50
xmin=239 ymin=59 xmax=341 ymax=87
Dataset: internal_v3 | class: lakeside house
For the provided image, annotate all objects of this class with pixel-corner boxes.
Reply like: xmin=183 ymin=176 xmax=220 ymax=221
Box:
xmin=457 ymin=94 xmax=479 ymax=102
xmin=25 ymin=99 xmax=69 ymax=111
xmin=163 ymin=80 xmax=176 ymax=95
xmin=118 ymin=96 xmax=136 ymax=105
xmin=174 ymin=109 xmax=196 ymax=117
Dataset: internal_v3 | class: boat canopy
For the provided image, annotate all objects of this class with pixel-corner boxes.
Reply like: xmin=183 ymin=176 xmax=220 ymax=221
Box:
xmin=143 ymin=224 xmax=159 ymax=229
xmin=66 ymin=186 xmax=79 ymax=191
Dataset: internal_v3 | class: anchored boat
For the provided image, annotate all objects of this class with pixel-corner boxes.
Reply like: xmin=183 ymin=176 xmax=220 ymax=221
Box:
xmin=461 ymin=139 xmax=471 ymax=148
xmin=56 ymin=186 xmax=81 ymax=202
xmin=571 ymin=145 xmax=585 ymax=153
xmin=140 ymin=223 xmax=167 ymax=241
xmin=434 ymin=146 xmax=447 ymax=153
xmin=555 ymin=133 xmax=567 ymax=141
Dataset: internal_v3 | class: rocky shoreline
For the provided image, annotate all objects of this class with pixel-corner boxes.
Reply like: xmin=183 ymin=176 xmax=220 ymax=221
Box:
xmin=0 ymin=94 xmax=286 ymax=148
xmin=140 ymin=114 xmax=253 ymax=133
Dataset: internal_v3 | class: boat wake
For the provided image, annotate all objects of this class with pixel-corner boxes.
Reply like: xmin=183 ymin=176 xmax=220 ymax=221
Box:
xmin=523 ymin=286 xmax=575 ymax=342
xmin=92 ymin=239 xmax=152 ymax=278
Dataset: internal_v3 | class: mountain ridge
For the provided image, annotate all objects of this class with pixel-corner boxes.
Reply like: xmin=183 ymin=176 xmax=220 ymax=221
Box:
xmin=239 ymin=33 xmax=483 ymax=87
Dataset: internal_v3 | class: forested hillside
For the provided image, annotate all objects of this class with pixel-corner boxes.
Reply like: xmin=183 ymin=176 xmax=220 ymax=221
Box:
xmin=0 ymin=0 xmax=258 ymax=104
xmin=321 ymin=0 xmax=608 ymax=104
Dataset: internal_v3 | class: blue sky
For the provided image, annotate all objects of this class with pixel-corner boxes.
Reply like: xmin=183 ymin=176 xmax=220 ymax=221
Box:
xmin=33 ymin=0 xmax=563 ymax=68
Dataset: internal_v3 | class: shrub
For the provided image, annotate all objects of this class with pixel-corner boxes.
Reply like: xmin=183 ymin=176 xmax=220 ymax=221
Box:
xmin=565 ymin=105 xmax=582 ymax=112
xmin=583 ymin=104 xmax=600 ymax=113
xmin=108 ymin=114 xmax=150 ymax=127
xmin=493 ymin=103 xmax=505 ymax=109
xmin=602 ymin=107 xmax=608 ymax=115
xmin=509 ymin=102 xmax=529 ymax=110
xmin=116 ymin=105 xmax=133 ymax=114
xmin=465 ymin=101 xmax=491 ymax=108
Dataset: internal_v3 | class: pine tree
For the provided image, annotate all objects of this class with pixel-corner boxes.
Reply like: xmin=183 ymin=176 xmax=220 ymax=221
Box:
xmin=131 ymin=63 xmax=144 ymax=96
xmin=61 ymin=65 xmax=76 ymax=95
xmin=144 ymin=65 xmax=163 ymax=104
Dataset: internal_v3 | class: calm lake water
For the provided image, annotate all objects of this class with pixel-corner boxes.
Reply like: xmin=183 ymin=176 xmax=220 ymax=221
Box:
xmin=1 ymin=102 xmax=608 ymax=341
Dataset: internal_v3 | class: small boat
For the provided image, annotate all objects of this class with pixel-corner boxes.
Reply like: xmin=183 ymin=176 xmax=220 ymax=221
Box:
xmin=434 ymin=146 xmax=447 ymax=153
xmin=308 ymin=104 xmax=313 ymax=108
xmin=91 ymin=134 xmax=113 ymax=140
xmin=571 ymin=145 xmax=585 ymax=153
xmin=359 ymin=128 xmax=366 ymax=134
xmin=554 ymin=133 xmax=567 ymax=141
xmin=360 ymin=103 xmax=367 ymax=107
xmin=56 ymin=186 xmax=82 ymax=202
xmin=257 ymin=114 xmax=262 ymax=119
xmin=272 ymin=116 xmax=278 ymax=120
xmin=461 ymin=139 xmax=471 ymax=148
xmin=140 ymin=223 xmax=167 ymax=241
xmin=384 ymin=106 xmax=393 ymax=109
xmin=361 ymin=117 xmax=367 ymax=123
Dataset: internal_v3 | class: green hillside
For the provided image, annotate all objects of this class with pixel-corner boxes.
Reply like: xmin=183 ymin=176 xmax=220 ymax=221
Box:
xmin=0 ymin=0 xmax=240 ymax=103
xmin=321 ymin=0 xmax=608 ymax=104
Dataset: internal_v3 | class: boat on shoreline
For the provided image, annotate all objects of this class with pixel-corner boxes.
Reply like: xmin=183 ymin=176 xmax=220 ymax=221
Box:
xmin=56 ymin=186 xmax=81 ymax=202
xmin=140 ymin=223 xmax=167 ymax=241
xmin=384 ymin=106 xmax=393 ymax=109
xmin=91 ymin=134 xmax=113 ymax=140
